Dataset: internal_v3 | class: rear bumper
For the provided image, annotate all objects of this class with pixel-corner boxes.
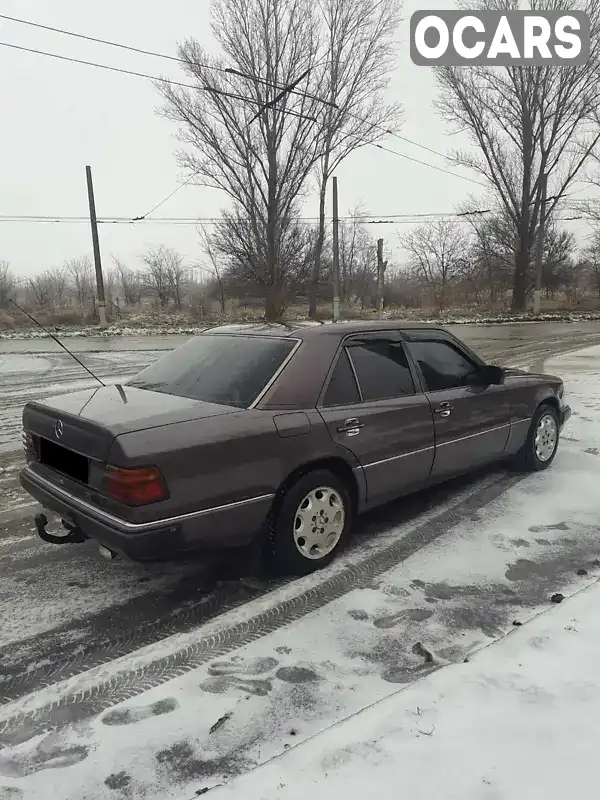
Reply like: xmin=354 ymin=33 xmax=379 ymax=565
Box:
xmin=20 ymin=467 xmax=273 ymax=561
xmin=560 ymin=405 xmax=571 ymax=430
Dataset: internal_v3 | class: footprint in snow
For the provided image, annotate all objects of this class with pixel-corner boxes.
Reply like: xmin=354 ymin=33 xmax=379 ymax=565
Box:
xmin=207 ymin=657 xmax=279 ymax=677
xmin=101 ymin=697 xmax=179 ymax=727
xmin=0 ymin=732 xmax=89 ymax=778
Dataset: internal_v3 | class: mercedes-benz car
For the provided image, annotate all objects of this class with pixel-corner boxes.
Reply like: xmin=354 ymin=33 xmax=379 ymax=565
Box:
xmin=20 ymin=322 xmax=571 ymax=574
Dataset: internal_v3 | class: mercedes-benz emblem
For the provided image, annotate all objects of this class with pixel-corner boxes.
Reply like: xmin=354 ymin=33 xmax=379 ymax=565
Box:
xmin=54 ymin=420 xmax=64 ymax=439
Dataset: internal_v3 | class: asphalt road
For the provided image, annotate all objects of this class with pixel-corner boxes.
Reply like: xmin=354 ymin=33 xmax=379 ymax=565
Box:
xmin=1 ymin=321 xmax=599 ymax=711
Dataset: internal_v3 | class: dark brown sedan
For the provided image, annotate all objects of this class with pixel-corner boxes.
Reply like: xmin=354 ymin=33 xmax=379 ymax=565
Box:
xmin=20 ymin=322 xmax=571 ymax=574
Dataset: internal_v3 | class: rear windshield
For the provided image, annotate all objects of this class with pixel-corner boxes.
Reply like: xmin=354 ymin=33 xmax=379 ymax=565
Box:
xmin=127 ymin=334 xmax=296 ymax=408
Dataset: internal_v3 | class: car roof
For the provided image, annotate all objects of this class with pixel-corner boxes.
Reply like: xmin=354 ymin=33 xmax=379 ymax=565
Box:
xmin=204 ymin=320 xmax=446 ymax=339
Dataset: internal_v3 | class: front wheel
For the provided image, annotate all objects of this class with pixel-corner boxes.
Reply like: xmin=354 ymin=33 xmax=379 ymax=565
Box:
xmin=514 ymin=404 xmax=560 ymax=472
xmin=268 ymin=469 xmax=353 ymax=576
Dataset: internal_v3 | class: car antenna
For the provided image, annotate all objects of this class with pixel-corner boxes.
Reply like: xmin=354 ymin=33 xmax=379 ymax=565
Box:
xmin=9 ymin=298 xmax=106 ymax=387
xmin=115 ymin=383 xmax=127 ymax=403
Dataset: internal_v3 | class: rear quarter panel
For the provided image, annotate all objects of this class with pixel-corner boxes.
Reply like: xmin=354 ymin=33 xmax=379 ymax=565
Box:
xmin=108 ymin=409 xmax=360 ymax=525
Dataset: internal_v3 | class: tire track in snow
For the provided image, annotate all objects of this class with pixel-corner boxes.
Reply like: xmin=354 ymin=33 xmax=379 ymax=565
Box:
xmin=0 ymin=470 xmax=520 ymax=746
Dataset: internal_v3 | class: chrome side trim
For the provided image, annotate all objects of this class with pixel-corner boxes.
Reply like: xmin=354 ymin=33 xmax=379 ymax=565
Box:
xmin=436 ymin=422 xmax=510 ymax=448
xmin=22 ymin=469 xmax=274 ymax=533
xmin=361 ymin=445 xmax=435 ymax=470
xmin=249 ymin=338 xmax=303 ymax=409
xmin=511 ymin=417 xmax=532 ymax=426
xmin=353 ymin=420 xmax=529 ymax=472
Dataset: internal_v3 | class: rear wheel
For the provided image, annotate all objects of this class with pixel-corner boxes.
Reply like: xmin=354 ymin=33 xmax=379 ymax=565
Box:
xmin=514 ymin=404 xmax=560 ymax=471
xmin=268 ymin=469 xmax=353 ymax=576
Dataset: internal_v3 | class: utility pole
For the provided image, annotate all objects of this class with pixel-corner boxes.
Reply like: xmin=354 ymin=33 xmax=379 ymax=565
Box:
xmin=376 ymin=238 xmax=388 ymax=319
xmin=533 ymin=173 xmax=547 ymax=317
xmin=86 ymin=165 xmax=108 ymax=328
xmin=332 ymin=176 xmax=340 ymax=322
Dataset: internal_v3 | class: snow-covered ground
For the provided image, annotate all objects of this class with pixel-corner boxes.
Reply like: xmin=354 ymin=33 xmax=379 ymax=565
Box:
xmin=3 ymin=309 xmax=600 ymax=340
xmin=214 ymin=576 xmax=600 ymax=800
xmin=0 ymin=346 xmax=599 ymax=799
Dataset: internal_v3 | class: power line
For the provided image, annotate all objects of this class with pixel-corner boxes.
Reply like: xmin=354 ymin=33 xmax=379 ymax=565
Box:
xmin=0 ymin=13 xmax=448 ymax=162
xmin=0 ymin=201 xmax=578 ymax=225
xmin=139 ymin=136 xmax=485 ymax=220
xmin=0 ymin=41 xmax=304 ymax=109
xmin=372 ymin=143 xmax=487 ymax=187
xmin=0 ymin=20 xmax=484 ymax=210
xmin=0 ymin=13 xmax=337 ymax=108
xmin=0 ymin=13 xmax=189 ymax=66
xmin=1 ymin=28 xmax=586 ymax=215
xmin=0 ymin=211 xmax=483 ymax=222
xmin=132 ymin=173 xmax=200 ymax=221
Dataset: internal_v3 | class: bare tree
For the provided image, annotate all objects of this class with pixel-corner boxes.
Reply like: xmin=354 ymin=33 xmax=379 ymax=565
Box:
xmin=308 ymin=0 xmax=402 ymax=316
xmin=465 ymin=210 xmax=516 ymax=302
xmin=65 ymin=257 xmax=96 ymax=307
xmin=28 ymin=271 xmax=57 ymax=309
xmin=582 ymin=229 xmax=600 ymax=297
xmin=338 ymin=208 xmax=378 ymax=306
xmin=209 ymin=208 xmax=315 ymax=304
xmin=112 ymin=257 xmax=143 ymax=306
xmin=142 ymin=245 xmax=185 ymax=309
xmin=436 ymin=0 xmax=600 ymax=310
xmin=401 ymin=218 xmax=467 ymax=310
xmin=0 ymin=261 xmax=15 ymax=308
xmin=199 ymin=227 xmax=227 ymax=315
xmin=160 ymin=0 xmax=325 ymax=320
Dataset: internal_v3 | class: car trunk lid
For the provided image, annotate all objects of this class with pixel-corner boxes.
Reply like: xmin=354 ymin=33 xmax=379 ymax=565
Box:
xmin=22 ymin=385 xmax=240 ymax=485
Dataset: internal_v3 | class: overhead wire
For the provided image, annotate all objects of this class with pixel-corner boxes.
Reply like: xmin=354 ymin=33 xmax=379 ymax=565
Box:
xmin=0 ymin=14 xmax=452 ymax=161
xmin=0 ymin=14 xmax=338 ymax=107
xmin=0 ymin=41 xmax=317 ymax=109
xmin=0 ymin=14 xmax=487 ymax=218
xmin=1 ymin=15 xmax=594 ymax=223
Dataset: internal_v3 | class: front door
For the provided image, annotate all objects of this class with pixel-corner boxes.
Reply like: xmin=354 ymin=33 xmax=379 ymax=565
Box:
xmin=318 ymin=334 xmax=435 ymax=504
xmin=404 ymin=333 xmax=511 ymax=478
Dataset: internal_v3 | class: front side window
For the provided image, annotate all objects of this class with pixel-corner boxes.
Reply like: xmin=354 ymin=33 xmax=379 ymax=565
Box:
xmin=347 ymin=338 xmax=415 ymax=402
xmin=407 ymin=340 xmax=479 ymax=392
xmin=128 ymin=335 xmax=296 ymax=408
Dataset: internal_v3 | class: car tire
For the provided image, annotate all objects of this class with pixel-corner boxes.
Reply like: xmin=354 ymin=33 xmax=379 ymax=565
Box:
xmin=514 ymin=403 xmax=560 ymax=472
xmin=267 ymin=469 xmax=353 ymax=576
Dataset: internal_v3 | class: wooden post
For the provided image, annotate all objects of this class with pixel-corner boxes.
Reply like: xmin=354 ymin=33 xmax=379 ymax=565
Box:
xmin=533 ymin=173 xmax=547 ymax=316
xmin=86 ymin=165 xmax=108 ymax=328
xmin=376 ymin=238 xmax=388 ymax=319
xmin=332 ymin=177 xmax=340 ymax=322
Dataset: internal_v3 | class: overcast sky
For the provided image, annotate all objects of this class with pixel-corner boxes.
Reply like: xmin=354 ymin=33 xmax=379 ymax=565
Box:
xmin=0 ymin=0 xmax=596 ymax=277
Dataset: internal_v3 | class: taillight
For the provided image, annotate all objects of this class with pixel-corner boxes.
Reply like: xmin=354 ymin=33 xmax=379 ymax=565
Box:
xmin=104 ymin=465 xmax=169 ymax=506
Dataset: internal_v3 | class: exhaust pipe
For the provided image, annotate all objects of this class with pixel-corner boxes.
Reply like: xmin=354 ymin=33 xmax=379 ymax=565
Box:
xmin=98 ymin=545 xmax=117 ymax=561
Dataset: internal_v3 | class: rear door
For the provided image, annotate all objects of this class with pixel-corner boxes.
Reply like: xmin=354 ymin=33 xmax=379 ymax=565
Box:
xmin=404 ymin=331 xmax=510 ymax=478
xmin=318 ymin=332 xmax=435 ymax=505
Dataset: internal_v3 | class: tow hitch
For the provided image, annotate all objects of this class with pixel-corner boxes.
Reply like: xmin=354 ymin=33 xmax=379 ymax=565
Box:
xmin=34 ymin=513 xmax=88 ymax=545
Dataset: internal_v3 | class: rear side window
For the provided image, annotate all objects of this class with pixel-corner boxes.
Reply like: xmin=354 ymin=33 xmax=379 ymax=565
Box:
xmin=323 ymin=349 xmax=361 ymax=406
xmin=127 ymin=335 xmax=296 ymax=408
xmin=406 ymin=340 xmax=479 ymax=392
xmin=348 ymin=339 xmax=415 ymax=402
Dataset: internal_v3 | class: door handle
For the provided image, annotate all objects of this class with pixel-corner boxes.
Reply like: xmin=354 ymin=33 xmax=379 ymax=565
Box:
xmin=337 ymin=418 xmax=364 ymax=435
xmin=434 ymin=401 xmax=453 ymax=417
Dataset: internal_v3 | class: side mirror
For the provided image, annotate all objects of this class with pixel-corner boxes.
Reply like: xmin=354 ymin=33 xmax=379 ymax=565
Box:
xmin=479 ymin=365 xmax=505 ymax=385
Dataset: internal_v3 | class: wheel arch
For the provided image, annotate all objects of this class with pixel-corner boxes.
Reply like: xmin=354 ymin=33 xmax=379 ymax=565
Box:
xmin=270 ymin=457 xmax=360 ymax=521
xmin=537 ymin=394 xmax=560 ymax=414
